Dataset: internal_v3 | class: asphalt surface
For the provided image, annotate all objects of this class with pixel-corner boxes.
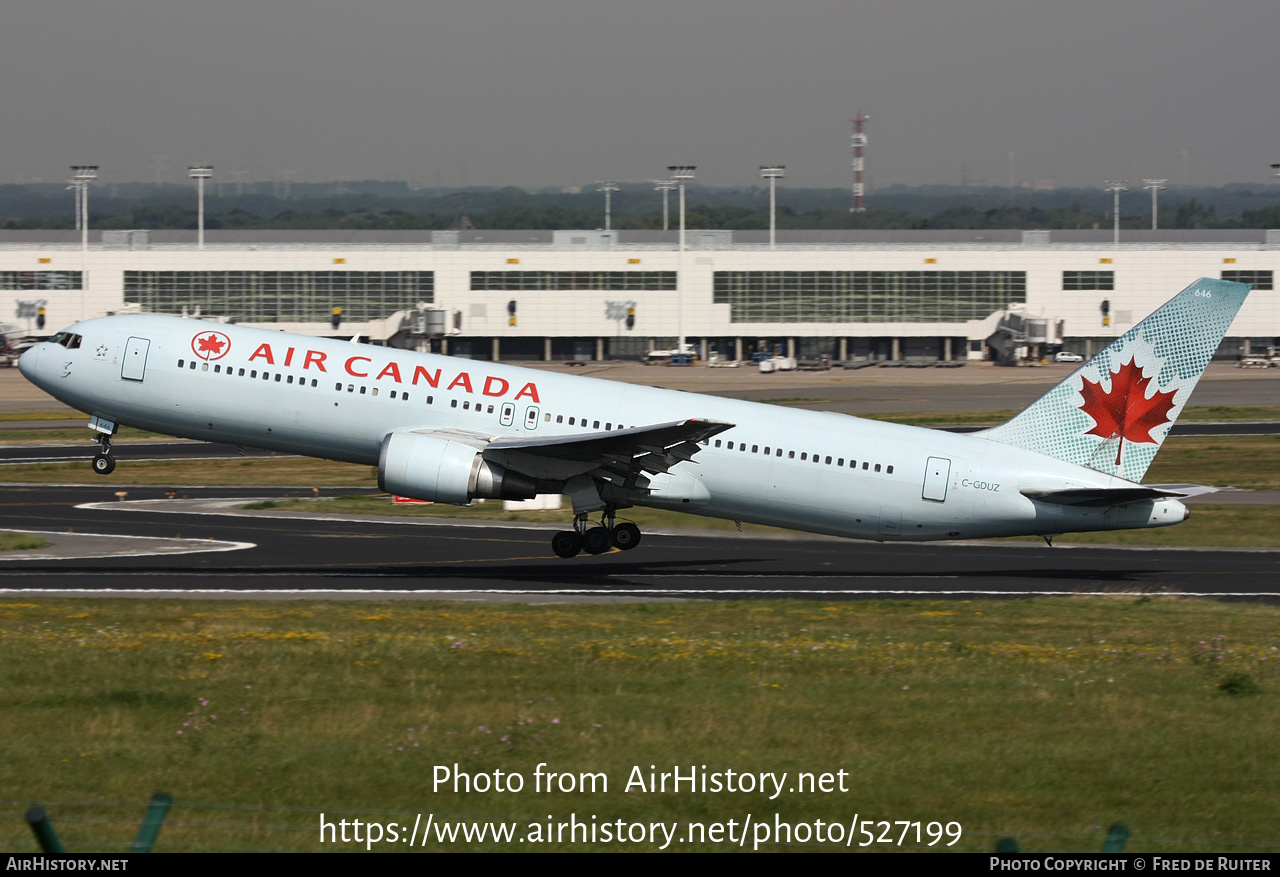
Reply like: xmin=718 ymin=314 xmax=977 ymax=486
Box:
xmin=2 ymin=485 xmax=1278 ymax=604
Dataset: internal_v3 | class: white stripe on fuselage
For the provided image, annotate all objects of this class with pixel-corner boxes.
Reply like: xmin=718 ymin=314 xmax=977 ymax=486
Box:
xmin=24 ymin=314 xmax=1178 ymax=542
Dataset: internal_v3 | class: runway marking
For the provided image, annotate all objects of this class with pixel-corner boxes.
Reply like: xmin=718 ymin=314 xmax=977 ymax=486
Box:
xmin=0 ymin=529 xmax=255 ymax=561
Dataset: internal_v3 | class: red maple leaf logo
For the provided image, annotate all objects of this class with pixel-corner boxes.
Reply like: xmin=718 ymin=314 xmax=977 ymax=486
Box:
xmin=191 ymin=331 xmax=230 ymax=361
xmin=1078 ymin=358 xmax=1177 ymax=466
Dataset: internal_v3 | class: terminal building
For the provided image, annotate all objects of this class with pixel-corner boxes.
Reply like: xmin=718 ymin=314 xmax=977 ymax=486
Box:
xmin=1 ymin=228 xmax=1277 ymax=361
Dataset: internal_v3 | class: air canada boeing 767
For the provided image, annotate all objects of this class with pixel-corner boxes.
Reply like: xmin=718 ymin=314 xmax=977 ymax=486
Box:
xmin=18 ymin=278 xmax=1249 ymax=557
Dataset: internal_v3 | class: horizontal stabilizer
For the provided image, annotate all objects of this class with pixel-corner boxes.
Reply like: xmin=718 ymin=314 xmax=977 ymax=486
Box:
xmin=1021 ymin=486 xmax=1192 ymax=507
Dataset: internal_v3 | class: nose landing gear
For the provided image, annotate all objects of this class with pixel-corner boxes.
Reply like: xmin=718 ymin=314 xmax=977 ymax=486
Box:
xmin=551 ymin=509 xmax=643 ymax=558
xmin=91 ymin=434 xmax=115 ymax=476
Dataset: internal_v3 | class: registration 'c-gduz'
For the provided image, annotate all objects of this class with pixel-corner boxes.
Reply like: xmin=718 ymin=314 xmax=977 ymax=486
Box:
xmin=18 ymin=278 xmax=1249 ymax=558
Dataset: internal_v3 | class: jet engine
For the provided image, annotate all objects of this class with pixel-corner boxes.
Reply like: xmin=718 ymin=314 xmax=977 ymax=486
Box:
xmin=378 ymin=431 xmax=537 ymax=505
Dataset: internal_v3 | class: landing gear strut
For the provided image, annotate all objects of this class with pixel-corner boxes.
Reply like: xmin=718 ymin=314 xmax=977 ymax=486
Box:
xmin=91 ymin=434 xmax=115 ymax=476
xmin=551 ymin=508 xmax=643 ymax=558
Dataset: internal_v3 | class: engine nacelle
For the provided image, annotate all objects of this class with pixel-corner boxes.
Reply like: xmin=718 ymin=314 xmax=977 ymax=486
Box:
xmin=378 ymin=431 xmax=537 ymax=505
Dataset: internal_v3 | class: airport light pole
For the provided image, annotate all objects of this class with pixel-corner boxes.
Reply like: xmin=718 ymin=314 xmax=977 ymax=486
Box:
xmin=668 ymin=166 xmax=696 ymax=355
xmin=596 ymin=181 xmax=619 ymax=231
xmin=70 ymin=166 xmax=97 ymax=321
xmin=189 ymin=165 xmax=213 ymax=249
xmin=70 ymin=166 xmax=98 ymax=252
xmin=654 ymin=179 xmax=676 ymax=231
xmin=1142 ymin=178 xmax=1166 ymax=231
xmin=760 ymin=165 xmax=785 ymax=250
xmin=1104 ymin=180 xmax=1128 ymax=247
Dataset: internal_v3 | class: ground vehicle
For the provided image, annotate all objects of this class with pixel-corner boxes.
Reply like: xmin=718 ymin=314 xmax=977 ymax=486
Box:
xmin=1054 ymin=351 xmax=1084 ymax=363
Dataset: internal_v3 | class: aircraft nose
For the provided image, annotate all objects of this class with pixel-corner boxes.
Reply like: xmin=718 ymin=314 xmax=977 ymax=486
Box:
xmin=17 ymin=344 xmax=39 ymax=379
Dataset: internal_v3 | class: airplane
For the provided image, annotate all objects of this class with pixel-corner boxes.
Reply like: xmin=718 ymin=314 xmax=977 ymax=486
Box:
xmin=16 ymin=277 xmax=1250 ymax=558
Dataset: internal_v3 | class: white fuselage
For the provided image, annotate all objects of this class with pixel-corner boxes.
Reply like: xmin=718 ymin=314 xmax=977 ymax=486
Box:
xmin=19 ymin=314 xmax=1187 ymax=541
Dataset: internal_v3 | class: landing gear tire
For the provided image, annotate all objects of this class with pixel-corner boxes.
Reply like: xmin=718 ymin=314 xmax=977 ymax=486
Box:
xmin=92 ymin=454 xmax=115 ymax=476
xmin=612 ymin=522 xmax=642 ymax=551
xmin=582 ymin=527 xmax=612 ymax=555
xmin=551 ymin=531 xmax=583 ymax=559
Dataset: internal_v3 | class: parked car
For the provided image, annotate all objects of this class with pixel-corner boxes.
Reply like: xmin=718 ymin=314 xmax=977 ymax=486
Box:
xmin=1054 ymin=351 xmax=1085 ymax=363
xmin=668 ymin=353 xmax=694 ymax=366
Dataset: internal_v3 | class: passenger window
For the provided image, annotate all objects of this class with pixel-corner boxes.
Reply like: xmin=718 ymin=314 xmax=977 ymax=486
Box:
xmin=451 ymin=399 xmax=458 ymax=408
xmin=801 ymin=453 xmax=807 ymax=461
xmin=569 ymin=417 xmax=576 ymax=425
xmin=825 ymin=456 xmax=832 ymax=464
xmin=347 ymin=384 xmax=354 ymax=392
xmin=371 ymin=388 xmax=378 ymax=397
xmin=775 ymin=449 xmax=782 ymax=457
xmin=788 ymin=451 xmax=795 ymax=459
xmin=593 ymin=421 xmax=600 ymax=429
xmin=862 ymin=462 xmax=869 ymax=470
xmin=874 ymin=463 xmax=881 ymax=472
xmin=544 ymin=412 xmax=550 ymax=421
xmin=838 ymin=458 xmax=844 ymax=466
xmin=714 ymin=440 xmax=722 ymax=448
xmin=191 ymin=361 xmax=197 ymax=370
xmin=214 ymin=365 xmax=221 ymax=373
xmin=390 ymin=390 xmax=397 ymax=399
xmin=275 ymin=374 xmax=282 ymax=382
xmin=335 ymin=382 xmax=342 ymax=390
xmin=202 ymin=363 xmax=209 ymax=372
xmin=239 ymin=368 xmax=245 ymax=376
xmin=463 ymin=401 xmax=470 ymax=410
xmin=752 ymin=445 xmax=758 ymax=453
xmin=887 ymin=465 xmax=894 ymax=474
xmin=178 ymin=359 xmax=185 ymax=368
xmin=286 ymin=374 xmax=292 ymax=384
xmin=557 ymin=415 xmax=564 ymax=424
xmin=727 ymin=441 xmax=734 ymax=450
xmin=606 ymin=423 xmax=612 ymax=430
xmin=427 ymin=395 xmax=434 ymax=404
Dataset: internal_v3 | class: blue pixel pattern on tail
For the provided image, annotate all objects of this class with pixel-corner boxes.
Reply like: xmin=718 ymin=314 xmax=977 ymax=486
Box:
xmin=980 ymin=278 xmax=1251 ymax=482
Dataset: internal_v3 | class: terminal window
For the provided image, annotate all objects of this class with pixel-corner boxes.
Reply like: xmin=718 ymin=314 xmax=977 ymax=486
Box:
xmin=470 ymin=271 xmax=675 ymax=291
xmin=1221 ymin=270 xmax=1273 ymax=290
xmin=0 ymin=271 xmax=84 ymax=290
xmin=1063 ymin=271 xmax=1114 ymax=291
xmin=123 ymin=271 xmax=434 ymax=323
xmin=712 ymin=270 xmax=1023 ymax=323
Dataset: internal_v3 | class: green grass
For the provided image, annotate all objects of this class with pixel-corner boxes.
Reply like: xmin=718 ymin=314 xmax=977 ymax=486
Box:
xmin=1012 ymin=506 xmax=1280 ymax=548
xmin=0 ymin=457 xmax=378 ymax=486
xmin=1 ymin=597 xmax=1279 ymax=853
xmin=0 ymin=426 xmax=164 ymax=444
xmin=0 ymin=533 xmax=46 ymax=551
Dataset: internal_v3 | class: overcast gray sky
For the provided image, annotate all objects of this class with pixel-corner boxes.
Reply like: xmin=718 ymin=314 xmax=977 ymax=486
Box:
xmin=1 ymin=0 xmax=1275 ymax=191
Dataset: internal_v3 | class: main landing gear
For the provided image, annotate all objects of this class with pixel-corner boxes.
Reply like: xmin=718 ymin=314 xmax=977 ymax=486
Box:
xmin=91 ymin=434 xmax=115 ymax=476
xmin=551 ymin=509 xmax=642 ymax=558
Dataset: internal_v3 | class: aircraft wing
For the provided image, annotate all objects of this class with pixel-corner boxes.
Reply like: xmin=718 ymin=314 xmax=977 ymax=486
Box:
xmin=482 ymin=418 xmax=734 ymax=485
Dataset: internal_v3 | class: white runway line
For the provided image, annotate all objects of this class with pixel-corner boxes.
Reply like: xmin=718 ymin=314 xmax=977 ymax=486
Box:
xmin=0 ymin=528 xmax=255 ymax=561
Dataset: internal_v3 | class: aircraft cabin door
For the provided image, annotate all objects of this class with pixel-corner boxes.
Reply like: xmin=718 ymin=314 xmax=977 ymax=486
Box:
xmin=121 ymin=337 xmax=151 ymax=382
xmin=922 ymin=456 xmax=951 ymax=502
xmin=499 ymin=403 xmax=515 ymax=427
xmin=523 ymin=405 xmax=540 ymax=431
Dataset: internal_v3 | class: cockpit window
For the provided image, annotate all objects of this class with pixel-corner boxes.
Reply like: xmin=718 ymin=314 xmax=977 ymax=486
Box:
xmin=50 ymin=332 xmax=82 ymax=349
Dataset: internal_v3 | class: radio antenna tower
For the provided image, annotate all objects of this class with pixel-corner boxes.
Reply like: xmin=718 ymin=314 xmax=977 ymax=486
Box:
xmin=850 ymin=111 xmax=869 ymax=213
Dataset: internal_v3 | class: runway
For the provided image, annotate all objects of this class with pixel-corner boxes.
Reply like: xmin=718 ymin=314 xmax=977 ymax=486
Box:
xmin=2 ymin=485 xmax=1278 ymax=603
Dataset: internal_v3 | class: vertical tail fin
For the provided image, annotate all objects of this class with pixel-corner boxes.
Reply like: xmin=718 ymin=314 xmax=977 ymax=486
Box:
xmin=981 ymin=278 xmax=1250 ymax=482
